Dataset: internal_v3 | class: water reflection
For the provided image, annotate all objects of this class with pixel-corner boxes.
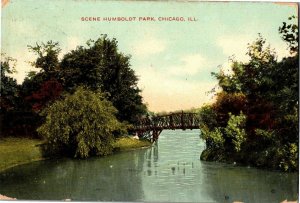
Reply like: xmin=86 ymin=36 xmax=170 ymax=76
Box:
xmin=0 ymin=150 xmax=148 ymax=201
xmin=200 ymin=162 xmax=298 ymax=203
xmin=141 ymin=130 xmax=298 ymax=203
xmin=0 ymin=130 xmax=298 ymax=202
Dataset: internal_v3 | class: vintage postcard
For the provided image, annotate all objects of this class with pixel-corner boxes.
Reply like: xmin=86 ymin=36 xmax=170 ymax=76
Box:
xmin=0 ymin=0 xmax=299 ymax=202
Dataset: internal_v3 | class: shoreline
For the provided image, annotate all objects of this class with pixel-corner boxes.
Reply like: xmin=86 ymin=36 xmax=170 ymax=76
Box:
xmin=0 ymin=157 xmax=48 ymax=173
xmin=0 ymin=137 xmax=151 ymax=200
xmin=0 ymin=137 xmax=151 ymax=173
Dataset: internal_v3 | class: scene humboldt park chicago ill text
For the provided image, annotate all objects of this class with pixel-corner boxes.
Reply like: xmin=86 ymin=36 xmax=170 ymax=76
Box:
xmin=0 ymin=1 xmax=299 ymax=202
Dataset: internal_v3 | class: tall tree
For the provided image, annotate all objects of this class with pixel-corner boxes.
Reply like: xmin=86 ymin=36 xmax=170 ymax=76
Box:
xmin=200 ymin=18 xmax=299 ymax=171
xmin=60 ymin=35 xmax=147 ymax=123
xmin=27 ymin=41 xmax=61 ymax=74
xmin=21 ymin=41 xmax=63 ymax=111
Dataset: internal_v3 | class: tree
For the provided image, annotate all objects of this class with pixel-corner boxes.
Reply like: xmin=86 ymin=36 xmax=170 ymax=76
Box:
xmin=279 ymin=15 xmax=298 ymax=54
xmin=25 ymin=79 xmax=63 ymax=112
xmin=37 ymin=87 xmax=125 ymax=158
xmin=200 ymin=112 xmax=246 ymax=161
xmin=0 ymin=54 xmax=19 ymax=112
xmin=212 ymin=34 xmax=278 ymax=99
xmin=28 ymin=41 xmax=61 ymax=73
xmin=24 ymin=35 xmax=147 ymax=123
xmin=212 ymin=92 xmax=247 ymax=127
xmin=59 ymin=35 xmax=147 ymax=123
xmin=200 ymin=18 xmax=298 ymax=171
xmin=199 ymin=104 xmax=218 ymax=131
xmin=21 ymin=41 xmax=63 ymax=111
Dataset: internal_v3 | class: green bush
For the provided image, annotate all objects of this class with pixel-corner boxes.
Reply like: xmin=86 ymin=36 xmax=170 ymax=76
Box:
xmin=201 ymin=127 xmax=225 ymax=150
xmin=199 ymin=105 xmax=218 ymax=131
xmin=200 ymin=112 xmax=247 ymax=161
xmin=201 ymin=112 xmax=246 ymax=151
xmin=224 ymin=112 xmax=246 ymax=152
xmin=37 ymin=87 xmax=125 ymax=158
xmin=270 ymin=143 xmax=298 ymax=172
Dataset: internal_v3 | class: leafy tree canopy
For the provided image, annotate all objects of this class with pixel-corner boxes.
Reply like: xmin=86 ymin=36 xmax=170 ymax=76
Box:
xmin=21 ymin=41 xmax=63 ymax=110
xmin=28 ymin=41 xmax=61 ymax=73
xmin=279 ymin=15 xmax=298 ymax=54
xmin=59 ymin=34 xmax=147 ymax=123
xmin=200 ymin=17 xmax=299 ymax=171
xmin=22 ymin=35 xmax=147 ymax=123
xmin=37 ymin=86 xmax=125 ymax=158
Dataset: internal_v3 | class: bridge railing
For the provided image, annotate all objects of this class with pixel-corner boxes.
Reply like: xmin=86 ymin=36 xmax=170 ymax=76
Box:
xmin=133 ymin=112 xmax=201 ymax=131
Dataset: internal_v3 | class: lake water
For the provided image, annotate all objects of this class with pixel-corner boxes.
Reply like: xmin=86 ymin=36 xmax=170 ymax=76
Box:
xmin=0 ymin=130 xmax=298 ymax=202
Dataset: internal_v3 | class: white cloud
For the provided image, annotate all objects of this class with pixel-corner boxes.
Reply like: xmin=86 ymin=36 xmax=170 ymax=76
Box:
xmin=132 ymin=36 xmax=166 ymax=58
xmin=219 ymin=60 xmax=234 ymax=76
xmin=134 ymin=52 xmax=215 ymax=112
xmin=272 ymin=42 xmax=291 ymax=60
xmin=66 ymin=36 xmax=81 ymax=51
xmin=217 ymin=34 xmax=252 ymax=62
xmin=217 ymin=34 xmax=291 ymax=62
xmin=136 ymin=65 xmax=216 ymax=112
xmin=59 ymin=36 xmax=81 ymax=59
xmin=169 ymin=54 xmax=207 ymax=76
xmin=10 ymin=50 xmax=36 ymax=84
xmin=2 ymin=20 xmax=39 ymax=84
xmin=131 ymin=26 xmax=167 ymax=58
xmin=10 ymin=36 xmax=82 ymax=84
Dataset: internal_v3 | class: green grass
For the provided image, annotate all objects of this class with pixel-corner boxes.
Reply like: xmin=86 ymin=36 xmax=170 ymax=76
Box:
xmin=0 ymin=137 xmax=45 ymax=172
xmin=113 ymin=137 xmax=152 ymax=151
xmin=0 ymin=136 xmax=151 ymax=172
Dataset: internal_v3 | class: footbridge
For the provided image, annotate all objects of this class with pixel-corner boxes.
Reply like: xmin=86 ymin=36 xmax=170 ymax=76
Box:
xmin=132 ymin=112 xmax=201 ymax=142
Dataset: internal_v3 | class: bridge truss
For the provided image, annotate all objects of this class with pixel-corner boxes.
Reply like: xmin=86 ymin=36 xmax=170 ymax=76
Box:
xmin=132 ymin=112 xmax=201 ymax=142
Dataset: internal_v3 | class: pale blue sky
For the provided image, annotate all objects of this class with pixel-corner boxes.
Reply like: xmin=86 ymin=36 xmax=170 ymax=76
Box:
xmin=1 ymin=0 xmax=297 ymax=112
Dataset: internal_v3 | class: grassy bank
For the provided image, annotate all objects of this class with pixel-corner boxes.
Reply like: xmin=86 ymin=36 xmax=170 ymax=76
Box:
xmin=113 ymin=137 xmax=152 ymax=152
xmin=0 ymin=136 xmax=151 ymax=172
xmin=0 ymin=137 xmax=45 ymax=172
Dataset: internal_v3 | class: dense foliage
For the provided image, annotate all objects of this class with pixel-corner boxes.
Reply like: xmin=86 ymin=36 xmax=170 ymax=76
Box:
xmin=0 ymin=54 xmax=19 ymax=113
xmin=21 ymin=41 xmax=63 ymax=111
xmin=0 ymin=55 xmax=41 ymax=138
xmin=25 ymin=79 xmax=63 ymax=112
xmin=37 ymin=87 xmax=125 ymax=158
xmin=59 ymin=35 xmax=147 ymax=124
xmin=19 ymin=36 xmax=146 ymax=124
xmin=1 ymin=35 xmax=147 ymax=140
xmin=200 ymin=19 xmax=299 ymax=172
